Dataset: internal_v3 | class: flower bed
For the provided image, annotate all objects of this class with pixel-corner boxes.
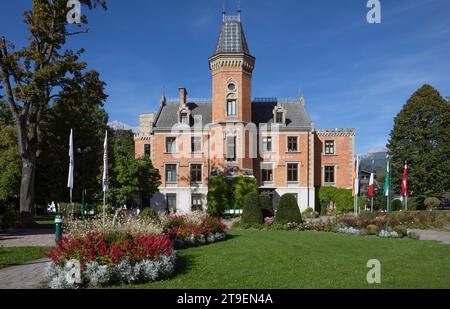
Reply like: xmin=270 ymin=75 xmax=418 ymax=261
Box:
xmin=46 ymin=231 xmax=175 ymax=289
xmin=163 ymin=213 xmax=228 ymax=248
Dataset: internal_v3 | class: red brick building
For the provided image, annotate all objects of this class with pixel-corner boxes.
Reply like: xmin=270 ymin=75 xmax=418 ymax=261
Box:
xmin=134 ymin=13 xmax=355 ymax=214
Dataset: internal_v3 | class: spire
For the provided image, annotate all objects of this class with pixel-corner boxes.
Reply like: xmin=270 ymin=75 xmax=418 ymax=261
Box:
xmin=214 ymin=12 xmax=250 ymax=55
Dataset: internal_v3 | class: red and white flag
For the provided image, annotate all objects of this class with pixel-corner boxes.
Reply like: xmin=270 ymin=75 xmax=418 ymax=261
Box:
xmin=401 ymin=161 xmax=408 ymax=197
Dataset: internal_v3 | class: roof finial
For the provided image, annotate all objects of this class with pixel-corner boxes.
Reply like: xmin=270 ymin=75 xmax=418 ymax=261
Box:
xmin=222 ymin=0 xmax=226 ymax=21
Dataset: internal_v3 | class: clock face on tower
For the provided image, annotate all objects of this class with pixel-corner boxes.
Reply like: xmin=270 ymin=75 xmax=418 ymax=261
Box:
xmin=228 ymin=83 xmax=236 ymax=91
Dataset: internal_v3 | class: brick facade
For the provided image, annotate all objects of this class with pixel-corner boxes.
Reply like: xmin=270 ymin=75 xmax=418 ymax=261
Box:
xmin=133 ymin=14 xmax=356 ymax=214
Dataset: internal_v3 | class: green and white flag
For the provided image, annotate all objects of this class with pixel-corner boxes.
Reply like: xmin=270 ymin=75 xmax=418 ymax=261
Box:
xmin=383 ymin=156 xmax=390 ymax=197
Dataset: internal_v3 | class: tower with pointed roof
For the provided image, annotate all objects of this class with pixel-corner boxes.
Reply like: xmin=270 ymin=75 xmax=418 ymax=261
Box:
xmin=208 ymin=12 xmax=255 ymax=123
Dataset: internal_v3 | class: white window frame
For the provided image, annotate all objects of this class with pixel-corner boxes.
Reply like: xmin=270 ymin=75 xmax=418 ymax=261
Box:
xmin=260 ymin=162 xmax=275 ymax=185
xmin=286 ymin=162 xmax=300 ymax=183
xmin=189 ymin=163 xmax=203 ymax=184
xmin=165 ymin=163 xmax=178 ymax=183
xmin=227 ymin=99 xmax=237 ymax=117
xmin=165 ymin=136 xmax=177 ymax=154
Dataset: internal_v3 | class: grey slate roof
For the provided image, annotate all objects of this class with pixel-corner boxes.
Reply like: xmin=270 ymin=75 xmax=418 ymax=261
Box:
xmin=154 ymin=99 xmax=313 ymax=130
xmin=214 ymin=16 xmax=250 ymax=55
xmin=155 ymin=102 xmax=212 ymax=129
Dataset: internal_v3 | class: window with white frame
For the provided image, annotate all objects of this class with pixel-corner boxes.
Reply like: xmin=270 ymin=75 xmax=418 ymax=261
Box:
xmin=190 ymin=164 xmax=202 ymax=183
xmin=261 ymin=163 xmax=274 ymax=183
xmin=191 ymin=136 xmax=202 ymax=153
xmin=144 ymin=144 xmax=151 ymax=157
xmin=227 ymin=99 xmax=237 ymax=117
xmin=191 ymin=194 xmax=203 ymax=211
xmin=287 ymin=163 xmax=299 ymax=182
xmin=165 ymin=137 xmax=176 ymax=153
xmin=166 ymin=194 xmax=177 ymax=213
xmin=262 ymin=136 xmax=272 ymax=152
xmin=325 ymin=140 xmax=335 ymax=155
xmin=226 ymin=136 xmax=236 ymax=162
xmin=180 ymin=113 xmax=188 ymax=124
xmin=165 ymin=164 xmax=177 ymax=183
xmin=287 ymin=136 xmax=298 ymax=152
xmin=324 ymin=166 xmax=335 ymax=184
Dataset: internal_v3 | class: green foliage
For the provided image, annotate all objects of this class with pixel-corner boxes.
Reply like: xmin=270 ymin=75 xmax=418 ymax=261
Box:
xmin=424 ymin=197 xmax=441 ymax=210
xmin=241 ymin=192 xmax=263 ymax=224
xmin=36 ymin=78 xmax=108 ymax=205
xmin=231 ymin=177 xmax=258 ymax=210
xmin=1 ymin=205 xmax=20 ymax=229
xmin=318 ymin=187 xmax=358 ymax=212
xmin=139 ymin=207 xmax=159 ymax=222
xmin=259 ymin=195 xmax=274 ymax=218
xmin=107 ymin=130 xmax=161 ymax=207
xmin=387 ymin=84 xmax=450 ymax=198
xmin=393 ymin=225 xmax=408 ymax=237
xmin=0 ymin=125 xmax=21 ymax=202
xmin=366 ymin=224 xmax=379 ymax=235
xmin=0 ymin=1 xmax=107 ymax=216
xmin=275 ymin=194 xmax=302 ymax=224
xmin=207 ymin=177 xmax=230 ymax=216
xmin=302 ymin=208 xmax=315 ymax=219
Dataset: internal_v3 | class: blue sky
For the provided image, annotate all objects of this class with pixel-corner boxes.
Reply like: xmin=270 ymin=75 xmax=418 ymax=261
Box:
xmin=1 ymin=0 xmax=450 ymax=155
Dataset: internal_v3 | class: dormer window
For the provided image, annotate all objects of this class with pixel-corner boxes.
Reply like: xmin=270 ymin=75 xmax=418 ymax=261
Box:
xmin=180 ymin=113 xmax=188 ymax=124
xmin=178 ymin=106 xmax=191 ymax=125
xmin=273 ymin=105 xmax=286 ymax=125
xmin=276 ymin=112 xmax=283 ymax=124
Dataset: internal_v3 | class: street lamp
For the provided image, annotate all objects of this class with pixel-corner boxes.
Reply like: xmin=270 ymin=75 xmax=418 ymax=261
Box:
xmin=77 ymin=146 xmax=91 ymax=218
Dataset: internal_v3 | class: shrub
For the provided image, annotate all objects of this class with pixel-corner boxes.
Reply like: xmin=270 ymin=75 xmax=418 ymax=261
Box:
xmin=259 ymin=195 xmax=274 ymax=218
xmin=1 ymin=205 xmax=20 ymax=229
xmin=241 ymin=192 xmax=263 ymax=224
xmin=139 ymin=208 xmax=159 ymax=222
xmin=424 ymin=197 xmax=441 ymax=210
xmin=302 ymin=208 xmax=315 ymax=219
xmin=393 ymin=225 xmax=407 ymax=237
xmin=231 ymin=177 xmax=258 ymax=210
xmin=392 ymin=199 xmax=403 ymax=211
xmin=275 ymin=194 xmax=302 ymax=224
xmin=207 ymin=177 xmax=230 ymax=216
xmin=366 ymin=224 xmax=379 ymax=235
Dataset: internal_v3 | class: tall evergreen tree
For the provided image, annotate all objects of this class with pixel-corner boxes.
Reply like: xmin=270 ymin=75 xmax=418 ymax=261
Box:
xmin=387 ymin=84 xmax=450 ymax=202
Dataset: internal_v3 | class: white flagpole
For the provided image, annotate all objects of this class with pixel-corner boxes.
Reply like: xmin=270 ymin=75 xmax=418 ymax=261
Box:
xmin=67 ymin=129 xmax=74 ymax=215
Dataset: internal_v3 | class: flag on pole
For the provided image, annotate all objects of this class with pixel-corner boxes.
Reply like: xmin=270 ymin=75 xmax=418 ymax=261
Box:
xmin=383 ymin=156 xmax=390 ymax=197
xmin=401 ymin=161 xmax=408 ymax=197
xmin=352 ymin=156 xmax=360 ymax=197
xmin=102 ymin=131 xmax=109 ymax=192
xmin=67 ymin=129 xmax=74 ymax=190
xmin=368 ymin=160 xmax=375 ymax=197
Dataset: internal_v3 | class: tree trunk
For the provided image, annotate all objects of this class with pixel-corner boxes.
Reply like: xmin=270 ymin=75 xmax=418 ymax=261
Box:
xmin=19 ymin=158 xmax=36 ymax=224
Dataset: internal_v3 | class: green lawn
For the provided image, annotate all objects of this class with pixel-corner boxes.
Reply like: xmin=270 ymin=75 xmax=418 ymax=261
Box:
xmin=0 ymin=247 xmax=50 ymax=269
xmin=127 ymin=229 xmax=450 ymax=289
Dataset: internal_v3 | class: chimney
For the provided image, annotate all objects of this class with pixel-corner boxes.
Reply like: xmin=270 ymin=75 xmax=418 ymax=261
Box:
xmin=179 ymin=87 xmax=187 ymax=106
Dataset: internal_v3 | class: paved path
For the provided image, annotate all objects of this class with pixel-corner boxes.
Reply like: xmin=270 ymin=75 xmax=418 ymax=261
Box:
xmin=0 ymin=258 xmax=50 ymax=289
xmin=408 ymin=229 xmax=450 ymax=244
xmin=0 ymin=229 xmax=54 ymax=247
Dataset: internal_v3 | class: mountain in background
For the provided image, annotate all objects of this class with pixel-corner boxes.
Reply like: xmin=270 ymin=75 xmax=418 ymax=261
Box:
xmin=108 ymin=120 xmax=138 ymax=133
xmin=360 ymin=148 xmax=388 ymax=174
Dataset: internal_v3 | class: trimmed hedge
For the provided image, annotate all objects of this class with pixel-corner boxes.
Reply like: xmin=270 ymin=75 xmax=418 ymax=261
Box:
xmin=424 ymin=197 xmax=441 ymax=210
xmin=275 ymin=194 xmax=302 ymax=224
xmin=259 ymin=195 xmax=274 ymax=218
xmin=139 ymin=207 xmax=159 ymax=222
xmin=241 ymin=192 xmax=263 ymax=224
